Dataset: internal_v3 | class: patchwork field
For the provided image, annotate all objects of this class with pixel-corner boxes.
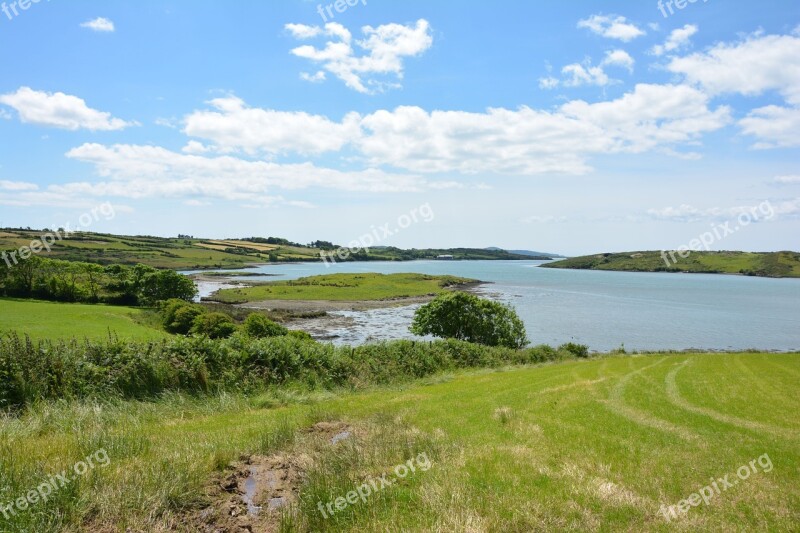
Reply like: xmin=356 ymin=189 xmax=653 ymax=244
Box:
xmin=0 ymin=352 xmax=796 ymax=531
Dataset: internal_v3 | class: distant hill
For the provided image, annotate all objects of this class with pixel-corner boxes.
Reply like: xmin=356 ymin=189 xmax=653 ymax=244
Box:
xmin=485 ymin=247 xmax=564 ymax=258
xmin=541 ymin=251 xmax=800 ymax=278
xmin=0 ymin=228 xmax=546 ymax=270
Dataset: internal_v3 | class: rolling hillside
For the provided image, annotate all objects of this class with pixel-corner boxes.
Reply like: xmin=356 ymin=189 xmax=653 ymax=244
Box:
xmin=542 ymin=251 xmax=800 ymax=278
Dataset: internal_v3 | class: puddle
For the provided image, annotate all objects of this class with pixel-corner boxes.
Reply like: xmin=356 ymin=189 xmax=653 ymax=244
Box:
xmin=268 ymin=497 xmax=287 ymax=510
xmin=243 ymin=467 xmax=262 ymax=516
xmin=331 ymin=430 xmax=352 ymax=444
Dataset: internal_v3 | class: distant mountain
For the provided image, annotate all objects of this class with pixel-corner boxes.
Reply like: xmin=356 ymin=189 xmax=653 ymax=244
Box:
xmin=486 ymin=247 xmax=565 ymax=258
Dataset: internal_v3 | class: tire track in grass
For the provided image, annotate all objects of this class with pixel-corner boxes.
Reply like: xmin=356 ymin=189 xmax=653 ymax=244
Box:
xmin=730 ymin=354 xmax=787 ymax=406
xmin=601 ymin=357 xmax=700 ymax=442
xmin=664 ymin=359 xmax=800 ymax=440
xmin=763 ymin=357 xmax=800 ymax=381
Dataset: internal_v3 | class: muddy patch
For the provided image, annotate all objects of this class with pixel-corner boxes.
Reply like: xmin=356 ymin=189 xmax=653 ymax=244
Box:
xmin=304 ymin=421 xmax=353 ymax=445
xmin=188 ymin=423 xmax=353 ymax=532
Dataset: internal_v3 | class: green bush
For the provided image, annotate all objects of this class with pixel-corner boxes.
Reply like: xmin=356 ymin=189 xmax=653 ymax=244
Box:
xmin=287 ymin=330 xmax=314 ymax=341
xmin=559 ymin=342 xmax=590 ymax=358
xmin=161 ymin=299 xmax=206 ymax=334
xmin=243 ymin=313 xmax=289 ymax=338
xmin=191 ymin=313 xmax=237 ymax=339
xmin=410 ymin=292 xmax=529 ymax=349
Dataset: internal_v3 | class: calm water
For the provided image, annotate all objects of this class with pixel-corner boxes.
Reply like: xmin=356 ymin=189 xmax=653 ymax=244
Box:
xmin=189 ymin=261 xmax=800 ymax=351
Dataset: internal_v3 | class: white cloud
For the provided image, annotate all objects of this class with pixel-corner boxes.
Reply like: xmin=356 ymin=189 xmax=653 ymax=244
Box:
xmin=300 ymin=71 xmax=327 ymax=83
xmin=61 ymin=143 xmax=457 ymax=204
xmin=542 ymin=50 xmax=633 ymax=89
xmin=538 ymin=76 xmax=560 ymax=90
xmin=667 ymin=32 xmax=800 ymax=105
xmin=0 ymin=87 xmax=134 ymax=131
xmin=80 ymin=17 xmax=115 ymax=33
xmin=0 ymin=180 xmax=38 ymax=191
xmin=521 ymin=215 xmax=568 ymax=224
xmin=183 ymin=95 xmax=361 ymax=156
xmin=287 ymin=19 xmax=433 ymax=93
xmin=358 ymin=84 xmax=729 ymax=175
xmin=651 ymin=24 xmax=698 ymax=56
xmin=773 ymin=175 xmax=800 ymax=185
xmin=182 ymin=140 xmax=213 ymax=154
xmin=648 ymin=200 xmax=800 ymax=222
xmin=577 ymin=15 xmax=645 ymax=42
xmin=561 ymin=63 xmax=611 ymax=88
xmin=285 ymin=23 xmax=323 ymax=40
xmin=739 ymin=105 xmax=800 ymax=149
xmin=176 ymin=86 xmax=729 ymax=176
xmin=667 ymin=31 xmax=800 ymax=150
xmin=602 ymin=49 xmax=635 ymax=72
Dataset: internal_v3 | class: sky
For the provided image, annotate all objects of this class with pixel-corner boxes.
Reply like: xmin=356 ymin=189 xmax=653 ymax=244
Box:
xmin=0 ymin=0 xmax=798 ymax=256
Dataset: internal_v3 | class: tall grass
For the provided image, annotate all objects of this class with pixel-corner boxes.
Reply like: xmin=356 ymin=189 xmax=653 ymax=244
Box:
xmin=0 ymin=333 xmax=572 ymax=410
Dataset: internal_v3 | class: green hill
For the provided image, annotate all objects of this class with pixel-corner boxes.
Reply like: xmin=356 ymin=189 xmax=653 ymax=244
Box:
xmin=542 ymin=251 xmax=800 ymax=278
xmin=0 ymin=229 xmax=538 ymax=270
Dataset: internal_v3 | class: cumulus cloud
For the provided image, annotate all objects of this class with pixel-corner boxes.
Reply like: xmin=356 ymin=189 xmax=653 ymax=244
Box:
xmin=183 ymin=95 xmax=361 ymax=156
xmin=61 ymin=143 xmax=456 ymax=204
xmin=649 ymin=200 xmax=800 ymax=222
xmin=0 ymin=87 xmax=134 ymax=131
xmin=80 ymin=17 xmax=115 ymax=32
xmin=0 ymin=180 xmax=38 ymax=191
xmin=772 ymin=175 xmax=800 ymax=185
xmin=178 ymin=86 xmax=729 ymax=176
xmin=603 ymin=49 xmax=635 ymax=72
xmin=739 ymin=105 xmax=800 ymax=149
xmin=577 ymin=15 xmax=645 ymax=42
xmin=286 ymin=20 xmax=433 ymax=93
xmin=542 ymin=49 xmax=634 ymax=89
xmin=667 ymin=32 xmax=800 ymax=105
xmin=651 ymin=24 xmax=698 ymax=56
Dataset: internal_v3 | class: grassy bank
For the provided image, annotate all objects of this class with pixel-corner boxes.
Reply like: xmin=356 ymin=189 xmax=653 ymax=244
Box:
xmin=542 ymin=250 xmax=800 ymax=278
xmin=209 ymin=273 xmax=478 ymax=304
xmin=0 ymin=299 xmax=166 ymax=341
xmin=0 ymin=352 xmax=797 ymax=531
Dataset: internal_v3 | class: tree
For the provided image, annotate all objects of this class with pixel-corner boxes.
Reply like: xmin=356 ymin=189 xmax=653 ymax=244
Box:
xmin=243 ymin=313 xmax=288 ymax=338
xmin=138 ymin=268 xmax=197 ymax=306
xmin=410 ymin=292 xmax=528 ymax=349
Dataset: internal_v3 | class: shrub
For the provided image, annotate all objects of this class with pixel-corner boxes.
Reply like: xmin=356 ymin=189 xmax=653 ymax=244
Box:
xmin=161 ymin=299 xmax=206 ymax=334
xmin=243 ymin=313 xmax=288 ymax=338
xmin=0 ymin=333 xmax=569 ymax=410
xmin=192 ymin=313 xmax=237 ymax=339
xmin=287 ymin=330 xmax=314 ymax=341
xmin=410 ymin=292 xmax=529 ymax=349
xmin=559 ymin=342 xmax=590 ymax=358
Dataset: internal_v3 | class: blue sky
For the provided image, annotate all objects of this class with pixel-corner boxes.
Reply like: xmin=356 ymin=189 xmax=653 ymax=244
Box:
xmin=0 ymin=0 xmax=798 ymax=255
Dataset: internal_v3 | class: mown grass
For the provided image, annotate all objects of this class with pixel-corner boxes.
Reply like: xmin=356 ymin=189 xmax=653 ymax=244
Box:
xmin=0 ymin=352 xmax=797 ymax=531
xmin=211 ymin=273 xmax=478 ymax=304
xmin=0 ymin=298 xmax=167 ymax=342
xmin=543 ymin=251 xmax=800 ymax=278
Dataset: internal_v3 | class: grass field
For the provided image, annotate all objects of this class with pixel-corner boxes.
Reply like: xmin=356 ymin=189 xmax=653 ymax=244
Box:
xmin=0 ymin=352 xmax=797 ymax=531
xmin=210 ymin=273 xmax=478 ymax=304
xmin=543 ymin=250 xmax=800 ymax=278
xmin=0 ymin=299 xmax=167 ymax=341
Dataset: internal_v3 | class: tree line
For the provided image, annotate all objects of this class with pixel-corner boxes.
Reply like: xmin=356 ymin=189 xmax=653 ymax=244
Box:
xmin=0 ymin=256 xmax=197 ymax=306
